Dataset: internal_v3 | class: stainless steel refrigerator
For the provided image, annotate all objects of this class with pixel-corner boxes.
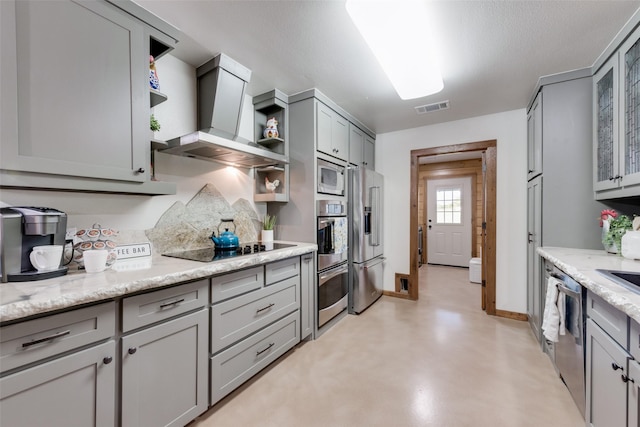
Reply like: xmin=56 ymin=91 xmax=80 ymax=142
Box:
xmin=349 ymin=167 xmax=384 ymax=314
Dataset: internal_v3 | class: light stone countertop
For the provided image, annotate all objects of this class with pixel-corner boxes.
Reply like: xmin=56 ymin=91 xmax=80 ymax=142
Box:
xmin=0 ymin=241 xmax=317 ymax=324
xmin=538 ymin=246 xmax=640 ymax=324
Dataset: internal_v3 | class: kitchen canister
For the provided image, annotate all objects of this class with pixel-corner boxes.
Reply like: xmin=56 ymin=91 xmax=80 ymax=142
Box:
xmin=621 ymin=230 xmax=640 ymax=260
xmin=74 ymin=223 xmax=118 ymax=268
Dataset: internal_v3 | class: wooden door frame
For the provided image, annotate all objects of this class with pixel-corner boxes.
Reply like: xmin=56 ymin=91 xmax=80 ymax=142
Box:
xmin=410 ymin=140 xmax=497 ymax=315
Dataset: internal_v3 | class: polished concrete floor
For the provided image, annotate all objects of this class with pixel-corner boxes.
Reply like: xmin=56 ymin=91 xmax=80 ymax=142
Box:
xmin=190 ymin=265 xmax=584 ymax=427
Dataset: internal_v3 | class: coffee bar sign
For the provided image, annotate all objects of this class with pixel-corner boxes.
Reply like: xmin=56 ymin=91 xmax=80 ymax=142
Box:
xmin=116 ymin=243 xmax=152 ymax=260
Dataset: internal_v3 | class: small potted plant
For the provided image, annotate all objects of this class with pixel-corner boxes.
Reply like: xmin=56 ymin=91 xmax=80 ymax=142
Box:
xmin=601 ymin=209 xmax=632 ymax=254
xmin=150 ymin=114 xmax=161 ymax=133
xmin=262 ymin=214 xmax=276 ymax=242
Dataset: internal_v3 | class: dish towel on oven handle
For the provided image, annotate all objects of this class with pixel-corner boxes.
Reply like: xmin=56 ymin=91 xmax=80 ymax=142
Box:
xmin=542 ymin=276 xmax=565 ymax=342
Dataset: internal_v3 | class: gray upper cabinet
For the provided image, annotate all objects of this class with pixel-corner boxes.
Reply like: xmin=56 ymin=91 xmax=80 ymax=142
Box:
xmin=527 ymin=92 xmax=542 ymax=180
xmin=0 ymin=0 xmax=178 ymax=194
xmin=364 ymin=134 xmax=375 ymax=170
xmin=348 ymin=124 xmax=375 ymax=170
xmin=594 ymin=24 xmax=640 ymax=199
xmin=316 ymin=100 xmax=348 ymax=161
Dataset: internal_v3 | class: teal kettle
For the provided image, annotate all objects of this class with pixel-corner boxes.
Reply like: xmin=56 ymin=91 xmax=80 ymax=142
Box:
xmin=211 ymin=219 xmax=239 ymax=250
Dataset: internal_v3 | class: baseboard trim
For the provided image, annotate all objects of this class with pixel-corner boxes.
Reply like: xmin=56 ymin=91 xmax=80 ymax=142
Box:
xmin=382 ymin=290 xmax=414 ymax=300
xmin=495 ymin=309 xmax=528 ymax=321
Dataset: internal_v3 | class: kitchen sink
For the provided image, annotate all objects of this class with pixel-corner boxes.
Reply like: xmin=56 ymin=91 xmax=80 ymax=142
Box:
xmin=596 ymin=269 xmax=640 ymax=294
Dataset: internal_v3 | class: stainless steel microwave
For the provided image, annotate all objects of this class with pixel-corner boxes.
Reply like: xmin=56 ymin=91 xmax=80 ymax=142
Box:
xmin=317 ymin=158 xmax=345 ymax=196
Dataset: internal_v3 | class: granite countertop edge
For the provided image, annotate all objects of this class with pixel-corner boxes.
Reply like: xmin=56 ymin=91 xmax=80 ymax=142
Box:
xmin=0 ymin=242 xmax=317 ymax=323
xmin=537 ymin=246 xmax=640 ymax=324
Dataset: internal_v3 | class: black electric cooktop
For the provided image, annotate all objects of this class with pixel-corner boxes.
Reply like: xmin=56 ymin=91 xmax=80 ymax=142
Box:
xmin=163 ymin=242 xmax=295 ymax=263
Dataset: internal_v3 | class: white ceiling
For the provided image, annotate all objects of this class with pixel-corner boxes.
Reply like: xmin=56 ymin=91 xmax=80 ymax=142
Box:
xmin=136 ymin=0 xmax=640 ymax=135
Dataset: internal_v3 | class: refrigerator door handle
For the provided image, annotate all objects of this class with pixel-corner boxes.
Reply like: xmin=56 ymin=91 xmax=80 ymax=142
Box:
xmin=370 ymin=186 xmax=381 ymax=246
xmin=363 ymin=257 xmax=385 ymax=270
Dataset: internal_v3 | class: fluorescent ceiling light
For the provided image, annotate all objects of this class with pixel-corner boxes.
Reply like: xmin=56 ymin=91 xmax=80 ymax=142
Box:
xmin=346 ymin=0 xmax=443 ymax=100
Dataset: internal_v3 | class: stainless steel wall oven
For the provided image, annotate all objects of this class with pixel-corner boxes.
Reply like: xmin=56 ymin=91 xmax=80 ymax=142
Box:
xmin=317 ymin=200 xmax=348 ymax=327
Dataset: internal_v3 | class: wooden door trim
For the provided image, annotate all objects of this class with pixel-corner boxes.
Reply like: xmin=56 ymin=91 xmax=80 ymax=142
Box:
xmin=410 ymin=140 xmax=497 ymax=315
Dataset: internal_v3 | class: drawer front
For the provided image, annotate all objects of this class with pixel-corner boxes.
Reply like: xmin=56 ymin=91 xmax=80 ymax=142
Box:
xmin=587 ymin=291 xmax=629 ymax=347
xmin=0 ymin=302 xmax=115 ymax=374
xmin=265 ymin=257 xmax=299 ymax=286
xmin=210 ymin=311 xmax=300 ymax=405
xmin=211 ymin=266 xmax=264 ymax=303
xmin=122 ymin=279 xmax=209 ymax=333
xmin=211 ymin=275 xmax=299 ymax=354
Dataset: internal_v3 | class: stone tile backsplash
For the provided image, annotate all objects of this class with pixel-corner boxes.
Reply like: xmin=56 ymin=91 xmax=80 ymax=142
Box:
xmin=145 ymin=183 xmax=261 ymax=254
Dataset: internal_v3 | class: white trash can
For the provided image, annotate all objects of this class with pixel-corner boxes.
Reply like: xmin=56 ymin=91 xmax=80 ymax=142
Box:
xmin=469 ymin=257 xmax=481 ymax=283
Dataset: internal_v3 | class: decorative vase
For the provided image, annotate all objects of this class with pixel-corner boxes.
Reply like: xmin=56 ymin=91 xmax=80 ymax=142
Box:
xmin=602 ymin=220 xmax=619 ymax=254
xmin=261 ymin=229 xmax=274 ymax=242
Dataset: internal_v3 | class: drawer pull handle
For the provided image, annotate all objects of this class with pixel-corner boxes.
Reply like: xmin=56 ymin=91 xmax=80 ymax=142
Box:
xmin=128 ymin=347 xmax=137 ymax=355
xmin=103 ymin=356 xmax=113 ymax=365
xmin=622 ymin=374 xmax=635 ymax=383
xmin=159 ymin=298 xmax=185 ymax=309
xmin=256 ymin=342 xmax=275 ymax=356
xmin=256 ymin=303 xmax=275 ymax=314
xmin=612 ymin=362 xmax=623 ymax=371
xmin=22 ymin=330 xmax=71 ymax=348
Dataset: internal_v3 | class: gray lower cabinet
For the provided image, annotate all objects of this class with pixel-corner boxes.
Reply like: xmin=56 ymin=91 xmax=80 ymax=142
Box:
xmin=585 ymin=290 xmax=639 ymax=427
xmin=0 ymin=0 xmax=178 ymax=194
xmin=300 ymin=253 xmax=315 ymax=340
xmin=121 ymin=309 xmax=208 ymax=427
xmin=121 ymin=279 xmax=209 ymax=427
xmin=210 ymin=257 xmax=302 ymax=406
xmin=0 ymin=302 xmax=117 ymax=427
xmin=0 ymin=340 xmax=116 ymax=427
xmin=586 ymin=318 xmax=629 ymax=427
xmin=527 ymin=176 xmax=542 ymax=342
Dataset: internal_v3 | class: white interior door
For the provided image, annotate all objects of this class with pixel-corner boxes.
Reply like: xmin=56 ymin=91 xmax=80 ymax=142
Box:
xmin=426 ymin=177 xmax=472 ymax=267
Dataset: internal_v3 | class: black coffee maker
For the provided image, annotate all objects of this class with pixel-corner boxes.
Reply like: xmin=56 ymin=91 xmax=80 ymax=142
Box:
xmin=0 ymin=207 xmax=68 ymax=282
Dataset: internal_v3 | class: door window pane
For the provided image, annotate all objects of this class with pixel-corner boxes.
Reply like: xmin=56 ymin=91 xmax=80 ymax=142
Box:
xmin=436 ymin=186 xmax=462 ymax=224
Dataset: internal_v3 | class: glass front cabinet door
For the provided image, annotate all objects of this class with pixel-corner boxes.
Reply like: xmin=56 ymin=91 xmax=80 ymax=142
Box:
xmin=594 ymin=25 xmax=640 ymax=199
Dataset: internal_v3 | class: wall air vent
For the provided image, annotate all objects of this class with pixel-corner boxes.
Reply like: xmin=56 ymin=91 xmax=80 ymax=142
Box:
xmin=415 ymin=100 xmax=450 ymax=115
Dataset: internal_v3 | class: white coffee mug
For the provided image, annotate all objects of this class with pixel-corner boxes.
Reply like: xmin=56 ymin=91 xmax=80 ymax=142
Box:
xmin=83 ymin=250 xmax=108 ymax=273
xmin=30 ymin=245 xmax=63 ymax=272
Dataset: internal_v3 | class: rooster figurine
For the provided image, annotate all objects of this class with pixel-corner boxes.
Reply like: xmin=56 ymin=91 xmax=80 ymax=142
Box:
xmin=265 ymin=177 xmax=280 ymax=193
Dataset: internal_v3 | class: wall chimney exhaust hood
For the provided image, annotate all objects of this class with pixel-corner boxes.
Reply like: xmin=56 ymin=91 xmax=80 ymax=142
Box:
xmin=162 ymin=53 xmax=288 ymax=168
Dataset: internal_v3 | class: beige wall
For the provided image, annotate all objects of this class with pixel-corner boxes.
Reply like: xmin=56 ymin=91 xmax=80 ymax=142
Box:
xmin=417 ymin=159 xmax=483 ymax=263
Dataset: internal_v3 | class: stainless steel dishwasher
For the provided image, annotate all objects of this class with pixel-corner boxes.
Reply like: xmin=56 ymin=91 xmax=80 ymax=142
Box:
xmin=552 ymin=266 xmax=586 ymax=418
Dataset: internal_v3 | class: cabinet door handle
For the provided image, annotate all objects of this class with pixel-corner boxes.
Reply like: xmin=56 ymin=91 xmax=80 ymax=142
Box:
xmin=256 ymin=303 xmax=275 ymax=314
xmin=103 ymin=356 xmax=113 ymax=365
xmin=22 ymin=330 xmax=71 ymax=348
xmin=527 ymin=232 xmax=533 ymax=243
xmin=128 ymin=347 xmax=137 ymax=355
xmin=256 ymin=342 xmax=275 ymax=356
xmin=135 ymin=167 xmax=145 ymax=174
xmin=622 ymin=374 xmax=635 ymax=383
xmin=159 ymin=298 xmax=185 ymax=309
xmin=612 ymin=362 xmax=623 ymax=371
